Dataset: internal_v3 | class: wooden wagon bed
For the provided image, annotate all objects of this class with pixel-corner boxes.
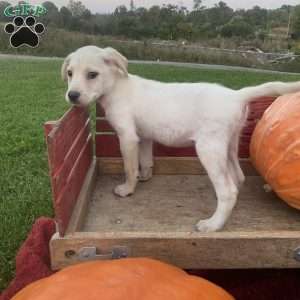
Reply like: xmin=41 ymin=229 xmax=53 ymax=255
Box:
xmin=44 ymin=97 xmax=300 ymax=270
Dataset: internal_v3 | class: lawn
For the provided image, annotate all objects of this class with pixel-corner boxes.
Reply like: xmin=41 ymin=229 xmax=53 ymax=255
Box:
xmin=0 ymin=57 xmax=298 ymax=291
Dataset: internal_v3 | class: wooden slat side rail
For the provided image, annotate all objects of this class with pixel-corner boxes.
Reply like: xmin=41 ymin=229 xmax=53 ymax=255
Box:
xmin=96 ymin=118 xmax=114 ymax=132
xmin=47 ymin=107 xmax=90 ymax=173
xmin=44 ymin=106 xmax=93 ymax=236
xmin=96 ymin=97 xmax=277 ymax=158
xmin=96 ymin=133 xmax=121 ymax=157
xmin=52 ymin=121 xmax=91 ymax=199
xmin=55 ymin=137 xmax=93 ymax=236
xmin=239 ymin=96 xmax=275 ymax=157
xmin=66 ymin=158 xmax=98 ymax=234
xmin=50 ymin=231 xmax=300 ymax=270
xmin=97 ymin=157 xmax=258 ymax=176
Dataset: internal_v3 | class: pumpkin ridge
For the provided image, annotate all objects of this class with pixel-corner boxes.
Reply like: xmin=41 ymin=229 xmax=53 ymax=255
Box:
xmin=264 ymin=140 xmax=300 ymax=182
xmin=253 ymin=97 xmax=290 ymax=166
xmin=263 ymin=120 xmax=300 ymax=171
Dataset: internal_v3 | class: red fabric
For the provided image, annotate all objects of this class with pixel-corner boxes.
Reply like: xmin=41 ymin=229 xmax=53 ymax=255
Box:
xmin=0 ymin=218 xmax=55 ymax=300
xmin=1 ymin=217 xmax=300 ymax=300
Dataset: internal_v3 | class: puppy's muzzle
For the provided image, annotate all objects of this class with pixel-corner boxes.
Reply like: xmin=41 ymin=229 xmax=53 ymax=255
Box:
xmin=68 ymin=91 xmax=80 ymax=104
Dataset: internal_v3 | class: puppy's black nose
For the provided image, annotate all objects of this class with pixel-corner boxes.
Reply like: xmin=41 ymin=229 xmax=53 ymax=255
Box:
xmin=68 ymin=91 xmax=80 ymax=103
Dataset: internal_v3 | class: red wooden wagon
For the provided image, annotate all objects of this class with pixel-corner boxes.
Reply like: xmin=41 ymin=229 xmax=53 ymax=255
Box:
xmin=44 ymin=97 xmax=300 ymax=270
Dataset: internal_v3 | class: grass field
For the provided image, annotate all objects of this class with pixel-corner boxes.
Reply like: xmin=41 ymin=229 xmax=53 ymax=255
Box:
xmin=0 ymin=58 xmax=298 ymax=291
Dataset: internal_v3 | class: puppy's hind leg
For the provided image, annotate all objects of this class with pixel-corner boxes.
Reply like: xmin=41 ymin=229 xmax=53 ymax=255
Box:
xmin=195 ymin=138 xmax=238 ymax=232
xmin=228 ymin=129 xmax=245 ymax=188
xmin=139 ymin=139 xmax=153 ymax=182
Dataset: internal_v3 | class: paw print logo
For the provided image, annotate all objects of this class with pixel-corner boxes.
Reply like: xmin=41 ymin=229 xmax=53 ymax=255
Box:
xmin=4 ymin=16 xmax=45 ymax=48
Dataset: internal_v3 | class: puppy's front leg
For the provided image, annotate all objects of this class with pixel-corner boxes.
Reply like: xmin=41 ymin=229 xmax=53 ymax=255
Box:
xmin=114 ymin=135 xmax=139 ymax=197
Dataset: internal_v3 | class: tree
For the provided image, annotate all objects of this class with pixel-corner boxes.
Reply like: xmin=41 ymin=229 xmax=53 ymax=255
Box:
xmin=244 ymin=5 xmax=268 ymax=27
xmin=114 ymin=5 xmax=127 ymax=16
xmin=204 ymin=1 xmax=234 ymax=33
xmin=67 ymin=0 xmax=86 ymax=17
xmin=0 ymin=1 xmax=10 ymax=21
xmin=42 ymin=1 xmax=58 ymax=12
xmin=41 ymin=1 xmax=60 ymax=25
xmin=291 ymin=5 xmax=300 ymax=39
xmin=130 ymin=0 xmax=135 ymax=11
xmin=193 ymin=0 xmax=204 ymax=11
xmin=82 ymin=8 xmax=92 ymax=19
xmin=177 ymin=22 xmax=193 ymax=39
xmin=60 ymin=6 xmax=72 ymax=28
xmin=221 ymin=16 xmax=254 ymax=38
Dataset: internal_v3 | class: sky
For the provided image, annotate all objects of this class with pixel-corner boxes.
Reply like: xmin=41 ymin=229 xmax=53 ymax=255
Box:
xmin=9 ymin=0 xmax=300 ymax=13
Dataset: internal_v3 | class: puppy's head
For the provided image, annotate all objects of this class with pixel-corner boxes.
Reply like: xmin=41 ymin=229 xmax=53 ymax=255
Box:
xmin=61 ymin=46 xmax=128 ymax=106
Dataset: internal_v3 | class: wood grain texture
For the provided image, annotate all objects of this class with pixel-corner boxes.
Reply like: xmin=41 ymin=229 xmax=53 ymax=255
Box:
xmin=44 ymin=106 xmax=93 ymax=236
xmin=50 ymin=174 xmax=300 ymax=270
xmin=97 ymin=157 xmax=258 ymax=175
xmin=55 ymin=137 xmax=93 ymax=236
xmin=83 ymin=175 xmax=300 ymax=232
xmin=95 ymin=96 xmax=277 ymax=158
xmin=50 ymin=231 xmax=300 ymax=270
xmin=52 ymin=123 xmax=91 ymax=199
xmin=66 ymin=158 xmax=98 ymax=234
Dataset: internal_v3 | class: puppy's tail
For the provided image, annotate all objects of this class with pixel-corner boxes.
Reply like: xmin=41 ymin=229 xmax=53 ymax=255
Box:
xmin=238 ymin=81 xmax=300 ymax=102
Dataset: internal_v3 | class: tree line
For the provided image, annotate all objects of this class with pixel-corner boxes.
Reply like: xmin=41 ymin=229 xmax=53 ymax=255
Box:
xmin=1 ymin=0 xmax=300 ymax=41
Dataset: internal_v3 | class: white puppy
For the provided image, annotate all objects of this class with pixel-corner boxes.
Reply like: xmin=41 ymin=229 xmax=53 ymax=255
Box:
xmin=62 ymin=45 xmax=300 ymax=232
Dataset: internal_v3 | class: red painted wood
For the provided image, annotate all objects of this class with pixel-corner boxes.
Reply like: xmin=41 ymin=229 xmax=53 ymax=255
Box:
xmin=52 ymin=124 xmax=92 ymax=199
xmin=44 ymin=121 xmax=59 ymax=208
xmin=96 ymin=119 xmax=114 ymax=132
xmin=47 ymin=107 xmax=89 ymax=174
xmin=96 ymin=134 xmax=121 ymax=157
xmin=96 ymin=103 xmax=105 ymax=117
xmin=239 ymin=96 xmax=276 ymax=157
xmin=44 ymin=106 xmax=93 ymax=236
xmin=154 ymin=144 xmax=197 ymax=157
xmin=44 ymin=121 xmax=57 ymax=136
xmin=95 ymin=134 xmax=197 ymax=157
xmin=95 ymin=96 xmax=277 ymax=158
xmin=55 ymin=138 xmax=93 ymax=236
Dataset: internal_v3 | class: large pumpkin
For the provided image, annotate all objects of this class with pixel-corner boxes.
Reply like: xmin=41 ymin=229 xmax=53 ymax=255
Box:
xmin=12 ymin=258 xmax=233 ymax=300
xmin=250 ymin=92 xmax=300 ymax=209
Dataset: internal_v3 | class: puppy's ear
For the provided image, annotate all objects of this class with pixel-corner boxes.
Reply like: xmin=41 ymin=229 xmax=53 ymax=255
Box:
xmin=61 ymin=53 xmax=72 ymax=81
xmin=104 ymin=47 xmax=128 ymax=77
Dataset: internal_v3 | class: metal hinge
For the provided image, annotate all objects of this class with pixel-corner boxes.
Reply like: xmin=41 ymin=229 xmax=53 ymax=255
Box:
xmin=77 ymin=246 xmax=130 ymax=262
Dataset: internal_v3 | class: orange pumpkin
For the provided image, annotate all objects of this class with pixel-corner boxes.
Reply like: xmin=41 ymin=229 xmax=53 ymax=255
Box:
xmin=12 ymin=258 xmax=234 ymax=300
xmin=250 ymin=92 xmax=300 ymax=209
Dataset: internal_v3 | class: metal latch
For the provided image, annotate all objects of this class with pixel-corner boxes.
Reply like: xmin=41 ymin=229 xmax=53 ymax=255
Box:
xmin=78 ymin=246 xmax=129 ymax=261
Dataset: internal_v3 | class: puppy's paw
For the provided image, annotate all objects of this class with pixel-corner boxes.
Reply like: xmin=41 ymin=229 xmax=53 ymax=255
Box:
xmin=139 ymin=167 xmax=153 ymax=182
xmin=195 ymin=219 xmax=223 ymax=233
xmin=114 ymin=184 xmax=134 ymax=198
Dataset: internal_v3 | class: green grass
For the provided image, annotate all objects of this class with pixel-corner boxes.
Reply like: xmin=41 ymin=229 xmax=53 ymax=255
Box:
xmin=0 ymin=58 xmax=298 ymax=291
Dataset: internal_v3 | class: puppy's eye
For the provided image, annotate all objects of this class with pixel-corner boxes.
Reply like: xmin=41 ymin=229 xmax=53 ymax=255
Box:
xmin=67 ymin=70 xmax=72 ymax=77
xmin=87 ymin=72 xmax=99 ymax=80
